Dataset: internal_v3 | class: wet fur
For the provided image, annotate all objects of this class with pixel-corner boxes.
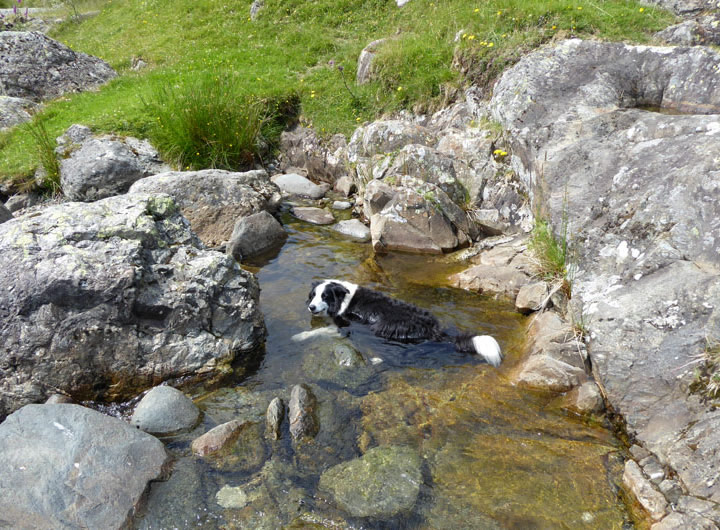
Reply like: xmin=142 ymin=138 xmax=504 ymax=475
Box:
xmin=306 ymin=280 xmax=502 ymax=364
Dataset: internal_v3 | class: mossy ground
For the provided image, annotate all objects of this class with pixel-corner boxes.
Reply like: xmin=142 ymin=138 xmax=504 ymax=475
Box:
xmin=2 ymin=0 xmax=675 ymax=188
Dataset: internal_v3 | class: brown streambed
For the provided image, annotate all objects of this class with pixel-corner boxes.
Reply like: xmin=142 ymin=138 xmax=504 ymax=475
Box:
xmin=137 ymin=212 xmax=633 ymax=529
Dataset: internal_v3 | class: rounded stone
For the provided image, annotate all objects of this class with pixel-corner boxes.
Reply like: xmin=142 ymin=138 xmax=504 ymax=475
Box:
xmin=318 ymin=445 xmax=422 ymax=518
xmin=130 ymin=386 xmax=200 ymax=435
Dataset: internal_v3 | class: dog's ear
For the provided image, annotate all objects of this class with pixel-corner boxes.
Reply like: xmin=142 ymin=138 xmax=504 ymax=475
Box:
xmin=324 ymin=282 xmax=349 ymax=316
xmin=306 ymin=281 xmax=321 ymax=304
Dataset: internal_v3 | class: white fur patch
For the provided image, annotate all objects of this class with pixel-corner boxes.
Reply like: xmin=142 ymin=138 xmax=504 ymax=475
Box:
xmin=472 ymin=335 xmax=503 ymax=367
xmin=291 ymin=326 xmax=341 ymax=342
xmin=334 ymin=280 xmax=358 ymax=316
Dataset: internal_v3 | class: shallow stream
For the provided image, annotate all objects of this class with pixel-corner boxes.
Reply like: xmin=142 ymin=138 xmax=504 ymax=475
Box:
xmin=137 ymin=211 xmax=634 ymax=529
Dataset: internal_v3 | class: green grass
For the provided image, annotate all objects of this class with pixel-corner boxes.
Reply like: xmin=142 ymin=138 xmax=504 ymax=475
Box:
xmin=143 ymin=73 xmax=299 ymax=170
xmin=2 ymin=0 xmax=675 ymax=189
xmin=529 ymin=218 xmax=569 ymax=282
xmin=691 ymin=340 xmax=720 ymax=401
xmin=23 ymin=117 xmax=61 ymax=194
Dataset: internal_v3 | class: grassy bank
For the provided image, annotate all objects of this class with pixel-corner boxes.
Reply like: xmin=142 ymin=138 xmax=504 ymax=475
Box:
xmin=1 ymin=0 xmax=674 ymax=188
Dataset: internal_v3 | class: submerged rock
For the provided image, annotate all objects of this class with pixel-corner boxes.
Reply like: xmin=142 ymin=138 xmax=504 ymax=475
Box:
xmin=192 ymin=419 xmax=246 ymax=456
xmin=0 ymin=194 xmax=265 ymax=418
xmin=130 ymin=168 xmax=281 ymax=247
xmin=318 ymin=445 xmax=422 ymax=518
xmin=139 ymin=458 xmax=215 ymax=530
xmin=0 ymin=31 xmax=116 ymax=102
xmin=0 ymin=403 xmax=169 ymax=530
xmin=288 ymin=384 xmax=319 ymax=441
xmin=265 ymin=397 xmax=285 ymax=440
xmin=131 ymin=386 xmax=200 ymax=435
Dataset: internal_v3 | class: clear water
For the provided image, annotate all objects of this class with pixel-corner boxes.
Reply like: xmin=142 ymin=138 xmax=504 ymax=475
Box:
xmin=136 ymin=211 xmax=633 ymax=529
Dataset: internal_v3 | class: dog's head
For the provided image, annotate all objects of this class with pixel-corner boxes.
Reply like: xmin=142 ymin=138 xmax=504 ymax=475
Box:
xmin=306 ymin=280 xmax=352 ymax=317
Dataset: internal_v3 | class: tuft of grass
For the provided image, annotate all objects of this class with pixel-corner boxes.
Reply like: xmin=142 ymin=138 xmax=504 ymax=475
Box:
xmin=143 ymin=74 xmax=299 ymax=171
xmin=24 ymin=118 xmax=61 ymax=195
xmin=529 ymin=219 xmax=568 ymax=281
xmin=690 ymin=340 xmax=720 ymax=400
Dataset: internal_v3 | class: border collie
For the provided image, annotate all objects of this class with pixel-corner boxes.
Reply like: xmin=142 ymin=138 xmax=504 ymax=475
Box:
xmin=306 ymin=279 xmax=503 ymax=367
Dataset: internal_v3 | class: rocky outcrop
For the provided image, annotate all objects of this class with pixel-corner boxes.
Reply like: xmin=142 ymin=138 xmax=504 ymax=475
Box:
xmin=0 ymin=403 xmax=169 ymax=529
xmin=278 ymin=126 xmax=347 ymax=182
xmin=347 ymin=102 xmax=529 ymax=254
xmin=491 ymin=38 xmax=720 ymax=516
xmin=0 ymin=96 xmax=37 ymax=129
xmin=130 ymin=386 xmax=201 ymax=435
xmin=0 ymin=31 xmax=116 ymax=102
xmin=57 ymin=125 xmax=169 ymax=201
xmin=0 ymin=194 xmax=265 ymax=418
xmin=129 ymin=168 xmax=281 ymax=247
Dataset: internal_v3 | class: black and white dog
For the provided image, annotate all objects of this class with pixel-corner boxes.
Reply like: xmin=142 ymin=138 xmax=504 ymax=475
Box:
xmin=306 ymin=279 xmax=503 ymax=367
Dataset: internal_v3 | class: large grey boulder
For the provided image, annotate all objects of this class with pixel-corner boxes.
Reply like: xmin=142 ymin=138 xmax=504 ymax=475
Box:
xmin=0 ymin=31 xmax=116 ymax=102
xmin=226 ymin=210 xmax=287 ymax=261
xmin=129 ymin=168 xmax=281 ymax=247
xmin=0 ymin=194 xmax=265 ymax=418
xmin=491 ymin=39 xmax=720 ymax=502
xmin=318 ymin=445 xmax=422 ymax=518
xmin=0 ymin=403 xmax=169 ymax=529
xmin=0 ymin=96 xmax=37 ymax=130
xmin=59 ymin=131 xmax=168 ymax=202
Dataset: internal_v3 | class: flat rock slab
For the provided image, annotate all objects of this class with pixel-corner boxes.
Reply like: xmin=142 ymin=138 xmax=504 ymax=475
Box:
xmin=0 ymin=31 xmax=116 ymax=102
xmin=271 ymin=173 xmax=328 ymax=199
xmin=0 ymin=403 xmax=169 ymax=530
xmin=333 ymin=219 xmax=370 ymax=241
xmin=318 ymin=445 xmax=422 ymax=518
xmin=292 ymin=206 xmax=335 ymax=225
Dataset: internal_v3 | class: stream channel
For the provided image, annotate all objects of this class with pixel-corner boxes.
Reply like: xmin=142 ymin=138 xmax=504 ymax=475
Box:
xmin=137 ymin=209 xmax=634 ymax=529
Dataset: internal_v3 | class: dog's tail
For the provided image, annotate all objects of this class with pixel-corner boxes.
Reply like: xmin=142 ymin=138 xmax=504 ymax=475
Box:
xmin=453 ymin=333 xmax=503 ymax=367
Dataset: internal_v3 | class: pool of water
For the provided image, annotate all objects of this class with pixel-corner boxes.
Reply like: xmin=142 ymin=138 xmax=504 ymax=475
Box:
xmin=136 ymin=212 xmax=633 ymax=529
